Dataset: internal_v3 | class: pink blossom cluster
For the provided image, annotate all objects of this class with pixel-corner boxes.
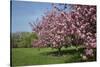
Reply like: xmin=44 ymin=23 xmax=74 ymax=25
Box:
xmin=71 ymin=5 xmax=96 ymax=56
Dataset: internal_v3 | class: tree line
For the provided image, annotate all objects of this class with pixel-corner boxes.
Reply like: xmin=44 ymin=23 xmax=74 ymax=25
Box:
xmin=11 ymin=32 xmax=37 ymax=48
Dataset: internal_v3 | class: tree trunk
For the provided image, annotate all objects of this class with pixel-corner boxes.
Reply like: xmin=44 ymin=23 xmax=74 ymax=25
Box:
xmin=58 ymin=48 xmax=61 ymax=56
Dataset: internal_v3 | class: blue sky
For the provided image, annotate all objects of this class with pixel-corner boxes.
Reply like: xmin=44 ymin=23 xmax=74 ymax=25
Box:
xmin=11 ymin=1 xmax=71 ymax=33
xmin=12 ymin=1 xmax=52 ymax=33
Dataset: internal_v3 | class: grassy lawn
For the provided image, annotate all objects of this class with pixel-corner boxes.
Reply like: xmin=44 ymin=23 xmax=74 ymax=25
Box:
xmin=12 ymin=47 xmax=96 ymax=66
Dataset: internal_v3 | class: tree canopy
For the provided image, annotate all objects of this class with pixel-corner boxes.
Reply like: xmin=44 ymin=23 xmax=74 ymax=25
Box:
xmin=31 ymin=4 xmax=96 ymax=57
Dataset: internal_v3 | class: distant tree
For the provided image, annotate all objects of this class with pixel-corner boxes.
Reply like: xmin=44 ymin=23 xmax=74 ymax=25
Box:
xmin=11 ymin=32 xmax=37 ymax=48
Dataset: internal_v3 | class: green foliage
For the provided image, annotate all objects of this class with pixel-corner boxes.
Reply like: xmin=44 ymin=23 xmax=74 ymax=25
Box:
xmin=11 ymin=32 xmax=38 ymax=48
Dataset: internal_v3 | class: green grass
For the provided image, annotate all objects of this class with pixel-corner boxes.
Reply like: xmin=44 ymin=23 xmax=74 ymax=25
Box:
xmin=12 ymin=46 xmax=96 ymax=66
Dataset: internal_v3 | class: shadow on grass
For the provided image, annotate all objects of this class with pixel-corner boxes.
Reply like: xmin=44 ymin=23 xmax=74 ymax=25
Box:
xmin=40 ymin=47 xmax=84 ymax=56
xmin=40 ymin=47 xmax=96 ymax=62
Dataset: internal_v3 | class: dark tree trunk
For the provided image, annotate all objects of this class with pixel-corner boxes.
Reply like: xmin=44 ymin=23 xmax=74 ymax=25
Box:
xmin=58 ymin=48 xmax=61 ymax=56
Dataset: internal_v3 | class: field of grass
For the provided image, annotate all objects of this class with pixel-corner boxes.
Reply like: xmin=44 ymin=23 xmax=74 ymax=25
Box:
xmin=12 ymin=46 xmax=96 ymax=66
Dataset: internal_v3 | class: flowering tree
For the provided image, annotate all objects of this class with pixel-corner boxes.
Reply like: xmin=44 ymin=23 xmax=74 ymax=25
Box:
xmin=31 ymin=10 xmax=72 ymax=55
xmin=31 ymin=4 xmax=96 ymax=57
xmin=70 ymin=5 xmax=96 ymax=57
